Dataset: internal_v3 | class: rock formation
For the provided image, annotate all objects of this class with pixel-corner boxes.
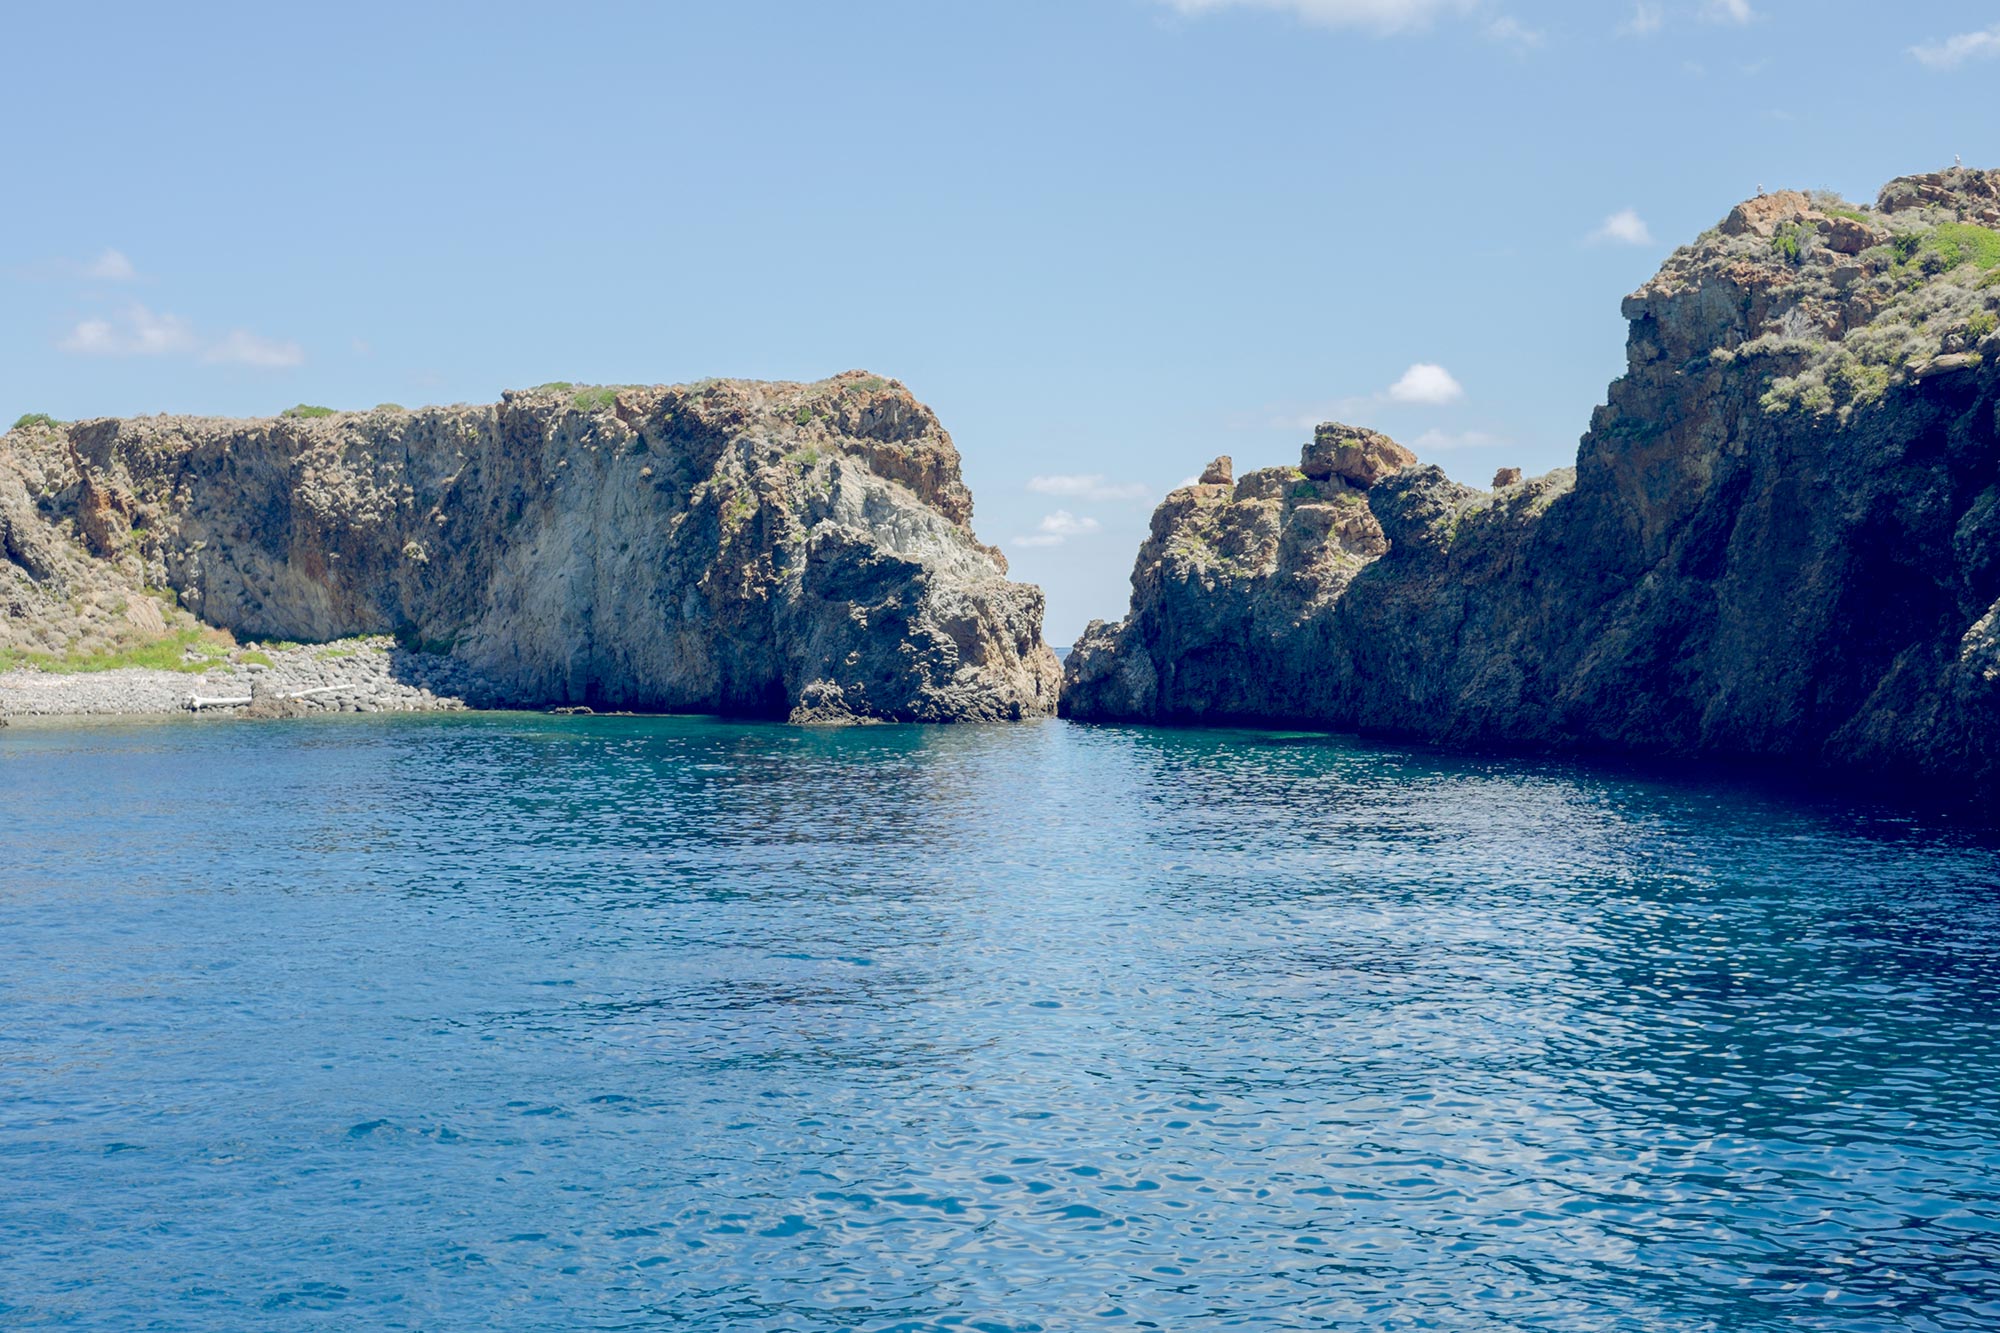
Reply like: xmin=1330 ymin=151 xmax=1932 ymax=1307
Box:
xmin=1067 ymin=168 xmax=2000 ymax=803
xmin=1 ymin=372 xmax=1060 ymax=722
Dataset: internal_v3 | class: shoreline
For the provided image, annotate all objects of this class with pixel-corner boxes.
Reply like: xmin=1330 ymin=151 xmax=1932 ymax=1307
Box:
xmin=0 ymin=636 xmax=484 ymax=722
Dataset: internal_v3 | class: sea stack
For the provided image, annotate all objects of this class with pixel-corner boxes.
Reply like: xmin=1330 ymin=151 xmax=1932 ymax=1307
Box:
xmin=1066 ymin=168 xmax=2000 ymax=802
xmin=0 ymin=372 xmax=1061 ymax=722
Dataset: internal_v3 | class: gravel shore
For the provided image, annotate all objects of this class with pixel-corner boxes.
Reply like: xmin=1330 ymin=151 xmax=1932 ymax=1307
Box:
xmin=0 ymin=636 xmax=495 ymax=721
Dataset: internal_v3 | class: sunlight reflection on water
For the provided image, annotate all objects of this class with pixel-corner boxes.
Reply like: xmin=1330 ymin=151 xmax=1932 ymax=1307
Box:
xmin=2 ymin=715 xmax=1997 ymax=1330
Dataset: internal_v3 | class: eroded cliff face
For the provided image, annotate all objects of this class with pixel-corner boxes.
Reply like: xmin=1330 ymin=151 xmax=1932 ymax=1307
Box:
xmin=1 ymin=372 xmax=1061 ymax=722
xmin=1064 ymin=428 xmax=1413 ymax=720
xmin=1067 ymin=168 xmax=2000 ymax=800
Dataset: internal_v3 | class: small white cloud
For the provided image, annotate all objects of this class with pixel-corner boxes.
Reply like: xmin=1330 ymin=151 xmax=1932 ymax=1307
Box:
xmin=1620 ymin=2 xmax=1663 ymax=35
xmin=1911 ymin=24 xmax=2000 ymax=69
xmin=58 ymin=318 xmax=121 ymax=355
xmin=84 ymin=249 xmax=137 ymax=281
xmin=1040 ymin=510 xmax=1101 ymax=537
xmin=204 ymin=330 xmax=305 ymax=369
xmin=1012 ymin=509 xmax=1103 ymax=549
xmin=60 ymin=305 xmax=196 ymax=357
xmin=1589 ymin=208 xmax=1655 ymax=246
xmin=1387 ymin=363 xmax=1464 ymax=405
xmin=1155 ymin=0 xmax=1479 ymax=35
xmin=57 ymin=304 xmax=301 ymax=368
xmin=1412 ymin=428 xmax=1506 ymax=451
xmin=1027 ymin=473 xmax=1152 ymax=501
xmin=1702 ymin=0 xmax=1752 ymax=23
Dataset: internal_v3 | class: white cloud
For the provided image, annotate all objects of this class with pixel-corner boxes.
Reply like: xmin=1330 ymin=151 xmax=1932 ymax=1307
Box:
xmin=60 ymin=305 xmax=196 ymax=357
xmin=84 ymin=249 xmax=137 ymax=281
xmin=1412 ymin=428 xmax=1506 ymax=451
xmin=1589 ymin=208 xmax=1655 ymax=246
xmin=1701 ymin=0 xmax=1752 ymax=23
xmin=58 ymin=304 xmax=301 ymax=368
xmin=1387 ymin=363 xmax=1464 ymax=405
xmin=1911 ymin=24 xmax=2000 ymax=69
xmin=1027 ymin=473 xmax=1151 ymax=501
xmin=1040 ymin=510 xmax=1100 ymax=537
xmin=204 ymin=330 xmax=305 ymax=369
xmin=1013 ymin=509 xmax=1103 ymax=549
xmin=1620 ymin=3 xmax=1663 ymax=35
xmin=1155 ymin=0 xmax=1479 ymax=35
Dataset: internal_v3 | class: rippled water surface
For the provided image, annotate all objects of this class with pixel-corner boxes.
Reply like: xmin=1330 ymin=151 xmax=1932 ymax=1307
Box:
xmin=3 ymin=715 xmax=1999 ymax=1331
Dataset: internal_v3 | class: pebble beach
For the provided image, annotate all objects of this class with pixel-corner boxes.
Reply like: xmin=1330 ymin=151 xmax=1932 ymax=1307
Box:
xmin=0 ymin=636 xmax=489 ymax=721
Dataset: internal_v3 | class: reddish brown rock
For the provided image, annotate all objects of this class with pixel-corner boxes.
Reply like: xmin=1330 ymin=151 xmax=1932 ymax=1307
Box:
xmin=1719 ymin=190 xmax=1817 ymax=238
xmin=1820 ymin=214 xmax=1887 ymax=255
xmin=1301 ymin=424 xmax=1417 ymax=488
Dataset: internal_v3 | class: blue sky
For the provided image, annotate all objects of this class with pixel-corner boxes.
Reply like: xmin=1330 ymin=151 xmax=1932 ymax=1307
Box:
xmin=5 ymin=1 xmax=1998 ymax=642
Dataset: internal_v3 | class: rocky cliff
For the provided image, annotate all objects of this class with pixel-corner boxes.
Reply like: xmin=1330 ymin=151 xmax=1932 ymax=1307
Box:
xmin=1067 ymin=169 xmax=2000 ymax=802
xmin=1 ymin=372 xmax=1060 ymax=722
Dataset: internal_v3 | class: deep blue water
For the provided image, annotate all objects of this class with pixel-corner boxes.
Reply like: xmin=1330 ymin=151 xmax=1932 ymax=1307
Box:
xmin=2 ymin=715 xmax=1998 ymax=1332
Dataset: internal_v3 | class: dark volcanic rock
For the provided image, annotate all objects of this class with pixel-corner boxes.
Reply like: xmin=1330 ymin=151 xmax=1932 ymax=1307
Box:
xmin=1 ymin=372 xmax=1060 ymax=722
xmin=1066 ymin=169 xmax=2000 ymax=803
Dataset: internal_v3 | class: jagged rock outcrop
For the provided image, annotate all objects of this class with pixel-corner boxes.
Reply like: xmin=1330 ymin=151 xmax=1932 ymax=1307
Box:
xmin=1 ymin=372 xmax=1060 ymax=722
xmin=1064 ymin=426 xmax=1411 ymax=720
xmin=1068 ymin=168 xmax=2000 ymax=805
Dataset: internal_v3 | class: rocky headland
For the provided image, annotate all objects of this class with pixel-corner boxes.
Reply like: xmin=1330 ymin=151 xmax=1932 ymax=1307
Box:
xmin=1067 ymin=168 xmax=2000 ymax=803
xmin=1 ymin=372 xmax=1060 ymax=723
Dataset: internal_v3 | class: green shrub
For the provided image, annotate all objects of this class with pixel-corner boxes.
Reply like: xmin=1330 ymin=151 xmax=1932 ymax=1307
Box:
xmin=1291 ymin=480 xmax=1318 ymax=500
xmin=571 ymin=387 xmax=620 ymax=412
xmin=1831 ymin=359 xmax=1892 ymax=408
xmin=1770 ymin=223 xmax=1806 ymax=265
xmin=794 ymin=405 xmax=817 ymax=426
xmin=533 ymin=381 xmax=575 ymax=394
xmin=1968 ymin=310 xmax=1999 ymax=340
xmin=1892 ymin=233 xmax=1922 ymax=265
xmin=374 ymin=402 xmax=405 ymax=412
xmin=9 ymin=412 xmax=59 ymax=431
xmin=721 ymin=489 xmax=757 ymax=533
xmin=1924 ymin=223 xmax=2000 ymax=272
xmin=280 ymin=404 xmax=335 ymax=419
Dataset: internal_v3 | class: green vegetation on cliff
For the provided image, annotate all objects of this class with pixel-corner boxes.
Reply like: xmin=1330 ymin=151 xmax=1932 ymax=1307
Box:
xmin=0 ymin=626 xmax=238 ymax=675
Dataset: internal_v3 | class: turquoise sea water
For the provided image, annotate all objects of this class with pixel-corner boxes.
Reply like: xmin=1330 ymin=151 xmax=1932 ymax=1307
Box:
xmin=2 ymin=714 xmax=1998 ymax=1331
